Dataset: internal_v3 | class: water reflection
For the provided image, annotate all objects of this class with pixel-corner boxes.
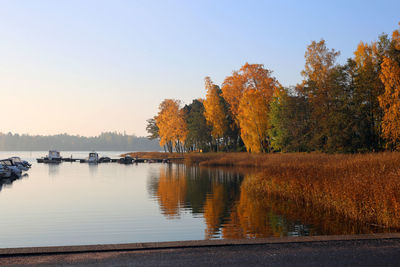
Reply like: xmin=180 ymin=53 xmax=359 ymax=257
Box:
xmin=48 ymin=163 xmax=60 ymax=176
xmin=148 ymin=165 xmax=391 ymax=239
xmin=0 ymin=174 xmax=28 ymax=193
xmin=88 ymin=163 xmax=98 ymax=176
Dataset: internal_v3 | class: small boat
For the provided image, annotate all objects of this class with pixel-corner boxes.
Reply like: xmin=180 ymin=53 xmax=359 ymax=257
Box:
xmin=0 ymin=159 xmax=22 ymax=178
xmin=0 ymin=163 xmax=12 ymax=179
xmin=119 ymin=155 xmax=134 ymax=164
xmin=9 ymin=157 xmax=31 ymax=171
xmin=37 ymin=150 xmax=62 ymax=163
xmin=88 ymin=152 xmax=99 ymax=164
xmin=98 ymin=156 xmax=111 ymax=163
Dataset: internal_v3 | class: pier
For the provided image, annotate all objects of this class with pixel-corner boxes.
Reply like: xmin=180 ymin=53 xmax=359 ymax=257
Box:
xmin=36 ymin=157 xmax=184 ymax=164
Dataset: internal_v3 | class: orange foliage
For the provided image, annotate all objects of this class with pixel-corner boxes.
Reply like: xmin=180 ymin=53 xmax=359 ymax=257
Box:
xmin=354 ymin=41 xmax=378 ymax=68
xmin=155 ymin=99 xmax=188 ymax=149
xmin=221 ymin=63 xmax=279 ymax=152
xmin=203 ymin=77 xmax=227 ymax=138
xmin=238 ymin=89 xmax=271 ymax=153
xmin=379 ymin=57 xmax=400 ymax=149
xmin=222 ymin=63 xmax=279 ymax=123
xmin=393 ymin=24 xmax=400 ymax=51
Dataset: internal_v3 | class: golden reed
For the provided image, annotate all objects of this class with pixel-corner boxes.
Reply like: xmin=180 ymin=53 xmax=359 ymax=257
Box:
xmin=185 ymin=152 xmax=400 ymax=228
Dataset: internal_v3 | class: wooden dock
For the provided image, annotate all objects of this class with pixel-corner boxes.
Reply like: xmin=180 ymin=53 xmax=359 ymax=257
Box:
xmin=37 ymin=157 xmax=184 ymax=164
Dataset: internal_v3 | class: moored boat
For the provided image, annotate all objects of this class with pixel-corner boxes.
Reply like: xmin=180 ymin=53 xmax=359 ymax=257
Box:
xmin=88 ymin=152 xmax=99 ymax=164
xmin=119 ymin=155 xmax=134 ymax=164
xmin=37 ymin=150 xmax=62 ymax=163
xmin=0 ymin=163 xmax=12 ymax=178
xmin=9 ymin=157 xmax=31 ymax=171
xmin=0 ymin=159 xmax=22 ymax=178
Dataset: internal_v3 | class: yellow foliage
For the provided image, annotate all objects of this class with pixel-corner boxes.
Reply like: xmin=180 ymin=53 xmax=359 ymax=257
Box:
xmin=203 ymin=77 xmax=227 ymax=138
xmin=379 ymin=57 xmax=400 ymax=149
xmin=222 ymin=63 xmax=279 ymax=124
xmin=155 ymin=99 xmax=188 ymax=148
xmin=238 ymin=90 xmax=271 ymax=153
xmin=393 ymin=24 xmax=400 ymax=51
xmin=354 ymin=41 xmax=378 ymax=68
xmin=220 ymin=63 xmax=279 ymax=152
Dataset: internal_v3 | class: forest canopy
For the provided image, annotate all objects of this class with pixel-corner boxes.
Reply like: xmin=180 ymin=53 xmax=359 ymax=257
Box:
xmin=148 ymin=22 xmax=400 ymax=153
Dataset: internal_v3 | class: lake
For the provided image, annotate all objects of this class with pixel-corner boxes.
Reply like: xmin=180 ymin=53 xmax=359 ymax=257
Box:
xmin=0 ymin=151 xmax=388 ymax=248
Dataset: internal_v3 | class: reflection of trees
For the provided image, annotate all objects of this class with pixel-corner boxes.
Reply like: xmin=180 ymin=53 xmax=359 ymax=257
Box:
xmin=222 ymin=173 xmax=380 ymax=238
xmin=156 ymin=165 xmax=187 ymax=218
xmin=204 ymin=184 xmax=225 ymax=239
xmin=148 ymin=164 xmax=243 ymax=230
xmin=148 ymin=167 xmax=383 ymax=239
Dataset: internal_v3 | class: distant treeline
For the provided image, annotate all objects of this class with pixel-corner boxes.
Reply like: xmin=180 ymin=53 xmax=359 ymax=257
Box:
xmin=0 ymin=132 xmax=162 ymax=151
xmin=148 ymin=22 xmax=400 ymax=153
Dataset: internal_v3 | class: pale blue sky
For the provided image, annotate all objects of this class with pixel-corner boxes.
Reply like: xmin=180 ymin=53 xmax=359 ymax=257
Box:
xmin=0 ymin=0 xmax=399 ymax=136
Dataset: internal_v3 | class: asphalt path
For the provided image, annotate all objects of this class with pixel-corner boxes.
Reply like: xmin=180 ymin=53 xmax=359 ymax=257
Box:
xmin=1 ymin=235 xmax=400 ymax=266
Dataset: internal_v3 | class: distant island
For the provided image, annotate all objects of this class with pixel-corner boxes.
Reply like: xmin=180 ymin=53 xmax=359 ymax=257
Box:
xmin=0 ymin=132 xmax=162 ymax=151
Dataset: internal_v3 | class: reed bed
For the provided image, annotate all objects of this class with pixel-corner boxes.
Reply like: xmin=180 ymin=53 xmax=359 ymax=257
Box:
xmin=185 ymin=152 xmax=400 ymax=228
xmin=130 ymin=151 xmax=400 ymax=227
xmin=246 ymin=153 xmax=400 ymax=228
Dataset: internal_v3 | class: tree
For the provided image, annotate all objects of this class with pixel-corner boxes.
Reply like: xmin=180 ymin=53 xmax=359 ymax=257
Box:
xmin=203 ymin=77 xmax=228 ymax=151
xmin=222 ymin=63 xmax=279 ymax=122
xmin=298 ymin=39 xmax=342 ymax=151
xmin=379 ymin=57 xmax=400 ymax=149
xmin=146 ymin=117 xmax=159 ymax=140
xmin=268 ymin=87 xmax=312 ymax=152
xmin=352 ymin=41 xmax=385 ymax=151
xmin=238 ymin=89 xmax=271 ymax=152
xmin=377 ymin=24 xmax=400 ymax=150
xmin=155 ymin=99 xmax=188 ymax=153
xmin=183 ymin=99 xmax=212 ymax=152
xmin=221 ymin=63 xmax=280 ymax=152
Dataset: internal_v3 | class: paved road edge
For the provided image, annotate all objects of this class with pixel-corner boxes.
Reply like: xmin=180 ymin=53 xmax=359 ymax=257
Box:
xmin=1 ymin=233 xmax=400 ymax=256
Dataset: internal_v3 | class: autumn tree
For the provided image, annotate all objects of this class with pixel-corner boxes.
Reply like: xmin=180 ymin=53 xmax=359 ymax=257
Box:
xmin=237 ymin=90 xmax=270 ymax=152
xmin=375 ymin=24 xmax=400 ymax=150
xmin=298 ymin=39 xmax=346 ymax=151
xmin=155 ymin=99 xmax=188 ymax=153
xmin=379 ymin=56 xmax=400 ymax=149
xmin=203 ymin=77 xmax=228 ymax=151
xmin=221 ymin=63 xmax=280 ymax=152
xmin=351 ymin=40 xmax=386 ymax=151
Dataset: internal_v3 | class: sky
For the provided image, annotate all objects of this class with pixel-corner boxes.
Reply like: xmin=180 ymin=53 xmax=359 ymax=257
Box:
xmin=0 ymin=0 xmax=399 ymax=137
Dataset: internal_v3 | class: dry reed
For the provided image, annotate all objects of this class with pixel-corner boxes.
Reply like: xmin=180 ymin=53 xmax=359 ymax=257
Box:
xmin=128 ymin=151 xmax=400 ymax=228
xmin=186 ymin=152 xmax=400 ymax=228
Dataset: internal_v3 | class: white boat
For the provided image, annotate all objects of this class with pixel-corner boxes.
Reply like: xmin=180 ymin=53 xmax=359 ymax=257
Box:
xmin=88 ymin=152 xmax=99 ymax=164
xmin=0 ymin=159 xmax=22 ymax=178
xmin=9 ymin=157 xmax=31 ymax=171
xmin=0 ymin=164 xmax=12 ymax=178
xmin=37 ymin=150 xmax=62 ymax=163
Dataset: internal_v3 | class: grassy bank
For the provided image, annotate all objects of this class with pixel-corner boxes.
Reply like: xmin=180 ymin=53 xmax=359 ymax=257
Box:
xmin=128 ymin=151 xmax=400 ymax=228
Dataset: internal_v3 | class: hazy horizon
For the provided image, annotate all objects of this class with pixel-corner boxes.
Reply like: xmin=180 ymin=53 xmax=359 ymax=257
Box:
xmin=1 ymin=0 xmax=399 ymax=136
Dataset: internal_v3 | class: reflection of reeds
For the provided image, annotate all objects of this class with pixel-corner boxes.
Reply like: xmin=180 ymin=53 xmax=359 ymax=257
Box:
xmin=233 ymin=153 xmax=400 ymax=228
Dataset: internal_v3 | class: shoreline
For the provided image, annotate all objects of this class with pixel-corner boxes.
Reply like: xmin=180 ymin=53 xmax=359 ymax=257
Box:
xmin=1 ymin=233 xmax=400 ymax=256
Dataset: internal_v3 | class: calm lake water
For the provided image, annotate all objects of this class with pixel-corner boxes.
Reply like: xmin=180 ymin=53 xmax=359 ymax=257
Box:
xmin=0 ymin=151 xmax=388 ymax=248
